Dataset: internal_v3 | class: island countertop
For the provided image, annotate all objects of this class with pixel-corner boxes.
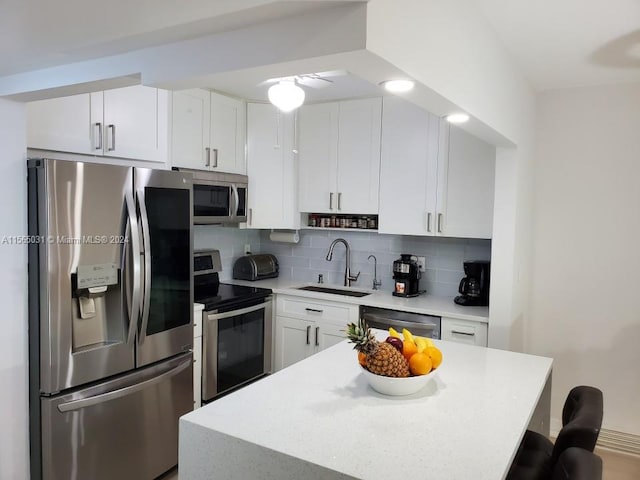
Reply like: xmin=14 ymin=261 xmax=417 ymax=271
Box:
xmin=180 ymin=337 xmax=552 ymax=480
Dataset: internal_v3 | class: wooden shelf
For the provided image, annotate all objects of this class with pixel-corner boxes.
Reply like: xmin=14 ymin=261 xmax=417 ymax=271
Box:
xmin=301 ymin=226 xmax=378 ymax=233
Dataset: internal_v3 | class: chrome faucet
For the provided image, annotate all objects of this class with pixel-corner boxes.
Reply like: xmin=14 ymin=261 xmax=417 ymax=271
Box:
xmin=368 ymin=255 xmax=382 ymax=290
xmin=325 ymin=238 xmax=360 ymax=287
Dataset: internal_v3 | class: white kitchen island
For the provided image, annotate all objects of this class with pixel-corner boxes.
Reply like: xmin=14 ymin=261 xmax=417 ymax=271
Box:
xmin=179 ymin=338 xmax=552 ymax=480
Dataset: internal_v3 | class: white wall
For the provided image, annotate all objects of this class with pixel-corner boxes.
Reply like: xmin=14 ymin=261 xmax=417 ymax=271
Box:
xmin=531 ymin=83 xmax=640 ymax=434
xmin=365 ymin=0 xmax=536 ymax=350
xmin=0 ymin=99 xmax=29 ymax=478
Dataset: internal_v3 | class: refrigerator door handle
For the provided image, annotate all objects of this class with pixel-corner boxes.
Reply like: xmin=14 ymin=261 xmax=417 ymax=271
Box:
xmin=57 ymin=358 xmax=191 ymax=413
xmin=125 ymin=187 xmax=142 ymax=345
xmin=137 ymin=188 xmax=152 ymax=344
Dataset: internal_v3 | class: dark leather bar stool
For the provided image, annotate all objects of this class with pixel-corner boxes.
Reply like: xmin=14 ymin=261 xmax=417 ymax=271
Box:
xmin=551 ymin=447 xmax=603 ymax=480
xmin=507 ymin=386 xmax=604 ymax=480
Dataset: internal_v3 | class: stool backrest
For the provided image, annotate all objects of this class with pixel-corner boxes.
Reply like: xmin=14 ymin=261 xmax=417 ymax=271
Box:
xmin=553 ymin=386 xmax=603 ymax=465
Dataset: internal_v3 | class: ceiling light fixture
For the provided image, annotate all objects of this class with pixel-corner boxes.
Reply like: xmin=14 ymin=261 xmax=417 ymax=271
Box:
xmin=380 ymin=79 xmax=415 ymax=93
xmin=268 ymin=79 xmax=305 ymax=112
xmin=446 ymin=113 xmax=470 ymax=124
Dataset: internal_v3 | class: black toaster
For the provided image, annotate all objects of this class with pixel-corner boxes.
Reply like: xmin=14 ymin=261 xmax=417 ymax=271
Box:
xmin=232 ymin=254 xmax=279 ymax=281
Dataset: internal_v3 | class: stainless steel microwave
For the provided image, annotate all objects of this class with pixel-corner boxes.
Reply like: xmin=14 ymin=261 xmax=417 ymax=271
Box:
xmin=173 ymin=168 xmax=248 ymax=224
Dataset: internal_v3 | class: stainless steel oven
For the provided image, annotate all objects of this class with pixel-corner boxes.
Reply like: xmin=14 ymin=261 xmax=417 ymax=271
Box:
xmin=173 ymin=168 xmax=247 ymax=224
xmin=193 ymin=250 xmax=273 ymax=402
xmin=203 ymin=297 xmax=273 ymax=401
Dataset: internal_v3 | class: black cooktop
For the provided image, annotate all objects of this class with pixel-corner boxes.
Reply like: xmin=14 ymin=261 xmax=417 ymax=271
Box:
xmin=194 ymin=274 xmax=272 ymax=311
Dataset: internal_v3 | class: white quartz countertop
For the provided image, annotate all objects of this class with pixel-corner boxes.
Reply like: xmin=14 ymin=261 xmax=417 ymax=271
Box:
xmin=180 ymin=336 xmax=552 ymax=480
xmin=227 ymin=278 xmax=489 ymax=323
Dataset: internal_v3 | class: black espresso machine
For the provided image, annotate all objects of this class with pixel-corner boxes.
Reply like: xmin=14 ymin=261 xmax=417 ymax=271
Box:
xmin=392 ymin=254 xmax=425 ymax=297
xmin=454 ymin=260 xmax=490 ymax=306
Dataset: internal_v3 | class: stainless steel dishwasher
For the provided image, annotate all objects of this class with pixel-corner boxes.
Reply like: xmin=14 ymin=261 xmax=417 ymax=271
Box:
xmin=360 ymin=306 xmax=441 ymax=339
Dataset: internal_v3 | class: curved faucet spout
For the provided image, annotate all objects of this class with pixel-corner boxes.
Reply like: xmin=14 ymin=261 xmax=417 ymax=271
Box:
xmin=325 ymin=238 xmax=359 ymax=287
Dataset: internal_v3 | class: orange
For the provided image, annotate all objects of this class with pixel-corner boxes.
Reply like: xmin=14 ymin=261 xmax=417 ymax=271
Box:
xmin=358 ymin=351 xmax=367 ymax=367
xmin=409 ymin=353 xmax=432 ymax=375
xmin=426 ymin=346 xmax=443 ymax=369
xmin=402 ymin=340 xmax=418 ymax=361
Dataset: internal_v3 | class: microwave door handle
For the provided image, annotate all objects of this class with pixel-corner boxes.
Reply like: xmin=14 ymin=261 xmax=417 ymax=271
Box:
xmin=206 ymin=301 xmax=268 ymax=321
xmin=137 ymin=189 xmax=152 ymax=344
xmin=125 ymin=188 xmax=142 ymax=344
xmin=232 ymin=185 xmax=240 ymax=217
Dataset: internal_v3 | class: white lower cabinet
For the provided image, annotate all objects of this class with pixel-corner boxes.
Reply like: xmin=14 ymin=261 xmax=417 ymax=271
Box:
xmin=274 ymin=295 xmax=358 ymax=371
xmin=193 ymin=304 xmax=204 ymax=409
xmin=440 ymin=317 xmax=488 ymax=347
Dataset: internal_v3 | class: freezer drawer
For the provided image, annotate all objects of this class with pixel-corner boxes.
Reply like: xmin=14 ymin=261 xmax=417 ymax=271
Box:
xmin=40 ymin=353 xmax=193 ymax=480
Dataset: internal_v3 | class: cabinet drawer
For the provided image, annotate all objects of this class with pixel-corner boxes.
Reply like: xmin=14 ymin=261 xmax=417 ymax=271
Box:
xmin=441 ymin=317 xmax=488 ymax=347
xmin=276 ymin=295 xmax=357 ymax=324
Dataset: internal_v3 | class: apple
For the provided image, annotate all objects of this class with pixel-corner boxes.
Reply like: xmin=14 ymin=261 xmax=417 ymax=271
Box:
xmin=385 ymin=336 xmax=403 ymax=353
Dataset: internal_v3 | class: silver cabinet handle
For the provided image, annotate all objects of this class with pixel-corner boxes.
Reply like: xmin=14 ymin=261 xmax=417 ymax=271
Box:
xmin=94 ymin=123 xmax=103 ymax=150
xmin=337 ymin=192 xmax=342 ymax=211
xmin=107 ymin=124 xmax=116 ymax=151
xmin=248 ymin=208 xmax=253 ymax=225
xmin=329 ymin=192 xmax=334 ymax=210
xmin=427 ymin=212 xmax=432 ymax=232
xmin=305 ymin=308 xmax=323 ymax=313
xmin=437 ymin=213 xmax=443 ymax=233
xmin=306 ymin=325 xmax=311 ymax=345
xmin=451 ymin=330 xmax=475 ymax=337
xmin=315 ymin=326 xmax=319 ymax=346
xmin=205 ymin=147 xmax=211 ymax=167
xmin=212 ymin=148 xmax=219 ymax=168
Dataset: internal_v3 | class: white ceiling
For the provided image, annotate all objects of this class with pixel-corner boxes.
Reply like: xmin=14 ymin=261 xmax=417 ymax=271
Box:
xmin=0 ymin=0 xmax=639 ymax=92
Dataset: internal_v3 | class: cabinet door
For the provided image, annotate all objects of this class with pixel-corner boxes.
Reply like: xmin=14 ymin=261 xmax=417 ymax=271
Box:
xmin=336 ymin=98 xmax=382 ymax=214
xmin=436 ymin=124 xmax=495 ymax=239
xmin=298 ymin=103 xmax=339 ymax=213
xmin=315 ymin=322 xmax=347 ymax=352
xmin=172 ymin=89 xmax=211 ymax=170
xmin=246 ymin=103 xmax=299 ymax=229
xmin=378 ymin=96 xmax=439 ymax=235
xmin=103 ymin=85 xmax=167 ymax=162
xmin=440 ymin=317 xmax=488 ymax=347
xmin=27 ymin=92 xmax=102 ymax=154
xmin=274 ymin=316 xmax=314 ymax=371
xmin=209 ymin=91 xmax=246 ymax=174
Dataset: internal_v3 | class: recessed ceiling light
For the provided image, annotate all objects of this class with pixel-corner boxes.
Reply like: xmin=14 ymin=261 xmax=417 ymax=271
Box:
xmin=446 ymin=113 xmax=470 ymax=124
xmin=380 ymin=80 xmax=415 ymax=93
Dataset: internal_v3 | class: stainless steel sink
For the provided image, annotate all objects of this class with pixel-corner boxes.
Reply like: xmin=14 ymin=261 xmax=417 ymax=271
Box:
xmin=296 ymin=285 xmax=371 ymax=297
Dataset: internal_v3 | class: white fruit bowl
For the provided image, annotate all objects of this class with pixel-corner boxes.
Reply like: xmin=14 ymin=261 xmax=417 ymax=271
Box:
xmin=361 ymin=367 xmax=435 ymax=396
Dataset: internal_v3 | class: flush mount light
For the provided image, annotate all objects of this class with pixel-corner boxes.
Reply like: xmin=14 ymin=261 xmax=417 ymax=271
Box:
xmin=268 ymin=79 xmax=305 ymax=112
xmin=380 ymin=79 xmax=415 ymax=93
xmin=446 ymin=113 xmax=470 ymax=124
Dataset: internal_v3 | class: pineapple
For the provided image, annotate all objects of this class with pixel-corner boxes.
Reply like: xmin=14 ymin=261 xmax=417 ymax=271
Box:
xmin=346 ymin=318 xmax=410 ymax=378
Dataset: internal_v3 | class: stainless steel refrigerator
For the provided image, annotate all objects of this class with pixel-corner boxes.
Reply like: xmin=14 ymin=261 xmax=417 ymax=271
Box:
xmin=28 ymin=158 xmax=194 ymax=480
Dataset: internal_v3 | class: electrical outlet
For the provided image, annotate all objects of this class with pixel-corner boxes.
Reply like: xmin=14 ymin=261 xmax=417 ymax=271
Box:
xmin=244 ymin=244 xmax=251 ymax=255
xmin=416 ymin=256 xmax=426 ymax=270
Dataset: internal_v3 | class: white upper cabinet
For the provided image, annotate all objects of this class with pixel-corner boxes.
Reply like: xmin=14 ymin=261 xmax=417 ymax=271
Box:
xmin=171 ymin=89 xmax=246 ymax=174
xmin=27 ymin=85 xmax=168 ymax=162
xmin=298 ymin=98 xmax=381 ymax=214
xmin=437 ymin=124 xmax=495 ymax=239
xmin=246 ymin=103 xmax=299 ymax=229
xmin=378 ymin=96 xmax=495 ymax=239
xmin=378 ymin=96 xmax=439 ymax=236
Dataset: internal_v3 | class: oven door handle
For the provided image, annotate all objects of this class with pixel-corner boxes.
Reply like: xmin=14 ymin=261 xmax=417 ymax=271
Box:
xmin=206 ymin=301 xmax=269 ymax=321
xmin=363 ymin=314 xmax=438 ymax=331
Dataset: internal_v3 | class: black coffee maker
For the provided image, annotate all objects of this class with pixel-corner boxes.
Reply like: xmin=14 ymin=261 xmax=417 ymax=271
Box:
xmin=392 ymin=254 xmax=425 ymax=297
xmin=454 ymin=260 xmax=490 ymax=306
